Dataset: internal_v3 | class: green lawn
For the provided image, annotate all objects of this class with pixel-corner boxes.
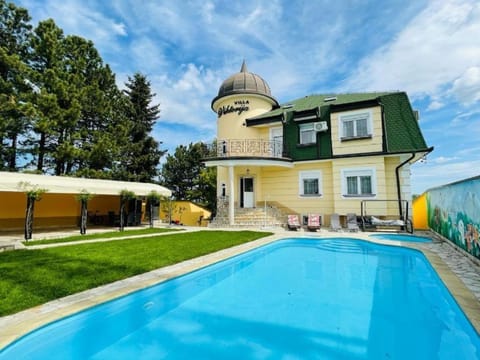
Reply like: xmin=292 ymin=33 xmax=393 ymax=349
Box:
xmin=0 ymin=230 xmax=272 ymax=316
xmin=24 ymin=227 xmax=181 ymax=246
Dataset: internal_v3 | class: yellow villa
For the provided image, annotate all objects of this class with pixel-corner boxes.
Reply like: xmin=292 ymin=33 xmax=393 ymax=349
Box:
xmin=204 ymin=61 xmax=433 ymax=229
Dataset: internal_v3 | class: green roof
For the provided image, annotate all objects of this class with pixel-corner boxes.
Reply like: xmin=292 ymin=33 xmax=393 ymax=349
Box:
xmin=248 ymin=91 xmax=430 ymax=154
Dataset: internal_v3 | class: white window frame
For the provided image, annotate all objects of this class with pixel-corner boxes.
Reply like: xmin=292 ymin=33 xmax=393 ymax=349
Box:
xmin=341 ymin=167 xmax=377 ymax=198
xmin=299 ymin=123 xmax=316 ymax=145
xmin=338 ymin=110 xmax=373 ymax=140
xmin=299 ymin=170 xmax=322 ymax=197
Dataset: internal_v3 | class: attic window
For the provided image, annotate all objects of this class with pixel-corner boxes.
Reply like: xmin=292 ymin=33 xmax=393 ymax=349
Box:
xmin=324 ymin=96 xmax=337 ymax=102
xmin=339 ymin=110 xmax=373 ymax=140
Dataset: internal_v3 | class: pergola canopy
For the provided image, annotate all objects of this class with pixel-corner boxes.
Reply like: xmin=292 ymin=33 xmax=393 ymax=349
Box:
xmin=0 ymin=172 xmax=172 ymax=197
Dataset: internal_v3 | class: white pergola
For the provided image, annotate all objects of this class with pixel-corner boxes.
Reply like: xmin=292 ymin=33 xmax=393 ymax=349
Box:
xmin=0 ymin=171 xmax=171 ymax=197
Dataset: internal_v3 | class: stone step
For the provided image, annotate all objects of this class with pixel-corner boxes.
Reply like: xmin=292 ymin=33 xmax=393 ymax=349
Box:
xmin=209 ymin=203 xmax=289 ymax=229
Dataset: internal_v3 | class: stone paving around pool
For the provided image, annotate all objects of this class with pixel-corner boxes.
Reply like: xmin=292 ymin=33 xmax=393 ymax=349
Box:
xmin=1 ymin=227 xmax=479 ymax=350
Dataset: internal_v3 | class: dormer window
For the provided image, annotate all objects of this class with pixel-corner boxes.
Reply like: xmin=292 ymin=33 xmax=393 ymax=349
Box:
xmin=339 ymin=110 xmax=372 ymax=140
xmin=299 ymin=123 xmax=316 ymax=144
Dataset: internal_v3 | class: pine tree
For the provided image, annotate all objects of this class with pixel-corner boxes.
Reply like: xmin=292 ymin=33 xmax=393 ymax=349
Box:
xmin=119 ymin=73 xmax=166 ymax=182
xmin=0 ymin=0 xmax=34 ymax=170
xmin=27 ymin=19 xmax=69 ymax=173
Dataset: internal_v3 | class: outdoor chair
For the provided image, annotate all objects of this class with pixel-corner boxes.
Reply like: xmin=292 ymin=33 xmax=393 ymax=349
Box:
xmin=307 ymin=214 xmax=321 ymax=232
xmin=330 ymin=213 xmax=342 ymax=231
xmin=347 ymin=213 xmax=359 ymax=232
xmin=287 ymin=214 xmax=301 ymax=231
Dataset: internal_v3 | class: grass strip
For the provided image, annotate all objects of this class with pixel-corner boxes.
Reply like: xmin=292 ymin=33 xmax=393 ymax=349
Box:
xmin=0 ymin=230 xmax=272 ymax=316
xmin=24 ymin=227 xmax=181 ymax=246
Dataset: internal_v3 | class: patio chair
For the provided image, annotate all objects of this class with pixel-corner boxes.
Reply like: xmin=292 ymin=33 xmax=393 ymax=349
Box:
xmin=330 ymin=213 xmax=342 ymax=231
xmin=287 ymin=214 xmax=301 ymax=231
xmin=347 ymin=213 xmax=359 ymax=232
xmin=307 ymin=214 xmax=321 ymax=232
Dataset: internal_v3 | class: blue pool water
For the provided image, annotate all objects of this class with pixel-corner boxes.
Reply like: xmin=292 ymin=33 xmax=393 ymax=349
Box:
xmin=1 ymin=238 xmax=479 ymax=359
xmin=369 ymin=233 xmax=432 ymax=243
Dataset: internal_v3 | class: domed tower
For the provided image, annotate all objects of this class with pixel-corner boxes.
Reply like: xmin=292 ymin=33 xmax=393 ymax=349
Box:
xmin=212 ymin=61 xmax=279 ymax=142
xmin=207 ymin=61 xmax=283 ymax=226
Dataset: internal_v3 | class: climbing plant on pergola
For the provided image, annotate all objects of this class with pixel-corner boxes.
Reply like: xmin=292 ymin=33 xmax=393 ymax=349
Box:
xmin=75 ymin=190 xmax=94 ymax=235
xmin=119 ymin=189 xmax=136 ymax=231
xmin=146 ymin=190 xmax=161 ymax=228
xmin=18 ymin=182 xmax=48 ymax=241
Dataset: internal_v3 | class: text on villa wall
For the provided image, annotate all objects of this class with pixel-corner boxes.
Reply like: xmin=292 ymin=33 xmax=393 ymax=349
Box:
xmin=217 ymin=100 xmax=249 ymax=117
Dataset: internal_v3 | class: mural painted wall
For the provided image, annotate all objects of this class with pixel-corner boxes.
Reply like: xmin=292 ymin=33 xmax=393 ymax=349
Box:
xmin=427 ymin=176 xmax=480 ymax=260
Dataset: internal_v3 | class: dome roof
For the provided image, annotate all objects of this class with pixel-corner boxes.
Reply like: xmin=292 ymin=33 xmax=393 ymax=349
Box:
xmin=212 ymin=61 xmax=278 ymax=110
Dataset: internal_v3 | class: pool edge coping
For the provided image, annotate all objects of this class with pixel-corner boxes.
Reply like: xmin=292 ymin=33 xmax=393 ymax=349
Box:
xmin=1 ymin=231 xmax=479 ymax=350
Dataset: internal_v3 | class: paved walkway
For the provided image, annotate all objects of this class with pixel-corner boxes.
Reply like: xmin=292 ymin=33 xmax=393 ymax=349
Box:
xmin=1 ymin=227 xmax=479 ymax=350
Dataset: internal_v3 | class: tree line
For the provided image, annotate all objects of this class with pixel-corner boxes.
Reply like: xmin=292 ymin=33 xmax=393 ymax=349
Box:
xmin=1 ymin=1 xmax=216 ymax=213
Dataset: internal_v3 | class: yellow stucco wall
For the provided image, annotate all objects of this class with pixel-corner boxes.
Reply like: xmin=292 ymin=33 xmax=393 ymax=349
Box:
xmin=215 ymin=154 xmax=404 ymax=225
xmin=160 ymin=200 xmax=211 ymax=227
xmin=216 ymin=95 xmax=276 ymax=141
xmin=331 ymin=106 xmax=383 ymax=156
xmin=0 ymin=192 xmax=125 ymax=231
xmin=412 ymin=193 xmax=428 ymax=230
xmin=332 ymin=156 xmax=387 ymax=215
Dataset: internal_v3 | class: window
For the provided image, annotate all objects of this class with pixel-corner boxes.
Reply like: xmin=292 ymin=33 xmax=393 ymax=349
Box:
xmin=299 ymin=123 xmax=316 ymax=145
xmin=339 ymin=111 xmax=372 ymax=140
xmin=299 ymin=170 xmax=322 ymax=197
xmin=341 ymin=168 xmax=376 ymax=197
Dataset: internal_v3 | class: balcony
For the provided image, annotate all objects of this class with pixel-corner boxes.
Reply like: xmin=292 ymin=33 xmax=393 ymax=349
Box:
xmin=205 ymin=139 xmax=290 ymax=160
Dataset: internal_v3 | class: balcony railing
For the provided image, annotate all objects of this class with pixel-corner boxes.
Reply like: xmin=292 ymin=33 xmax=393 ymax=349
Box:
xmin=205 ymin=139 xmax=289 ymax=159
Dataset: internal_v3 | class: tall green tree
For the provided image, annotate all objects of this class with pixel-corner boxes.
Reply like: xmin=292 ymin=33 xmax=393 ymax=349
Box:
xmin=161 ymin=142 xmax=217 ymax=213
xmin=27 ymin=19 xmax=70 ymax=173
xmin=0 ymin=0 xmax=34 ymax=170
xmin=62 ymin=35 xmax=126 ymax=178
xmin=119 ymin=73 xmax=165 ymax=182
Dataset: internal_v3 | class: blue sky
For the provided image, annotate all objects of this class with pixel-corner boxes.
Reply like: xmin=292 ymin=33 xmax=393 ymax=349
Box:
xmin=12 ymin=0 xmax=480 ymax=194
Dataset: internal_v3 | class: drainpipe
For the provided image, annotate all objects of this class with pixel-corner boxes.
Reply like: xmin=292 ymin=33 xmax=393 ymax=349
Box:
xmin=395 ymin=153 xmax=415 ymax=219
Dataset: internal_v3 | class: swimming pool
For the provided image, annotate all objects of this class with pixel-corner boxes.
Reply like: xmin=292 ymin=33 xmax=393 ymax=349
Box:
xmin=1 ymin=238 xmax=479 ymax=359
xmin=369 ymin=233 xmax=432 ymax=243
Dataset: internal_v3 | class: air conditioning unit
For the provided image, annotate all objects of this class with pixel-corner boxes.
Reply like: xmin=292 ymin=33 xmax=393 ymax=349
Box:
xmin=313 ymin=121 xmax=328 ymax=132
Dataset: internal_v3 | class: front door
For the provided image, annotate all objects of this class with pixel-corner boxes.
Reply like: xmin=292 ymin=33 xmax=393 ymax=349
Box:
xmin=240 ymin=177 xmax=254 ymax=208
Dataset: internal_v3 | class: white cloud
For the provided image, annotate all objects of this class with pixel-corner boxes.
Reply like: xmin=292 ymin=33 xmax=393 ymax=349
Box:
xmin=343 ymin=0 xmax=480 ymax=100
xmin=201 ymin=2 xmax=215 ymax=24
xmin=128 ymin=37 xmax=169 ymax=74
xmin=151 ymin=63 xmax=221 ymax=132
xmin=426 ymin=100 xmax=445 ymax=111
xmin=430 ymin=156 xmax=459 ymax=164
xmin=411 ymin=158 xmax=480 ymax=193
xmin=449 ymin=66 xmax=480 ymax=104
xmin=19 ymin=0 xmax=128 ymax=55
xmin=111 ymin=22 xmax=127 ymax=37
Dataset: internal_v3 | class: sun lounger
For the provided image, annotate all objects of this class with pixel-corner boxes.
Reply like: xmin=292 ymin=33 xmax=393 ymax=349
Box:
xmin=287 ymin=214 xmax=301 ymax=231
xmin=307 ymin=214 xmax=321 ymax=232
xmin=330 ymin=213 xmax=342 ymax=231
xmin=347 ymin=213 xmax=359 ymax=232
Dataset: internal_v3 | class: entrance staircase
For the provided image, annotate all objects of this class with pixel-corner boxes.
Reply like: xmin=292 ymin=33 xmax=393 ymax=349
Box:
xmin=209 ymin=203 xmax=286 ymax=229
